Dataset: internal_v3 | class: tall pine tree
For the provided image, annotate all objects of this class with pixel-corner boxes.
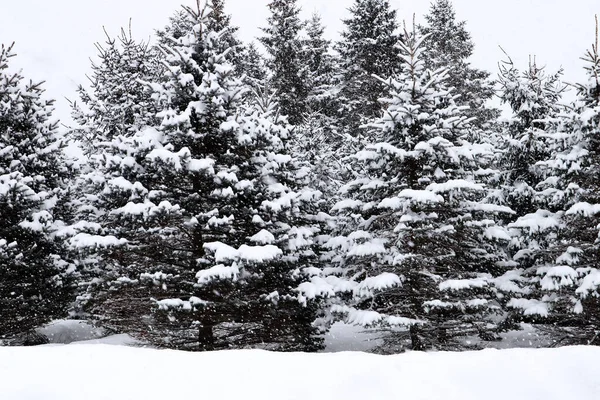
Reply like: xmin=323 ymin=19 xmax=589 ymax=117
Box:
xmin=72 ymin=3 xmax=323 ymax=351
xmin=0 ymin=43 xmax=74 ymax=341
xmin=491 ymin=56 xmax=567 ymax=336
xmin=259 ymin=0 xmax=309 ymax=124
xmin=336 ymin=0 xmax=400 ymax=132
xmin=528 ymin=21 xmax=600 ymax=345
xmin=302 ymin=26 xmax=510 ymax=351
xmin=70 ymin=25 xmax=161 ymax=155
xmin=419 ymin=0 xmax=497 ymax=126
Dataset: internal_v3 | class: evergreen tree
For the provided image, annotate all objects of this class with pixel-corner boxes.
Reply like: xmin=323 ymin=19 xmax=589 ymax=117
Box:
xmin=73 ymin=4 xmax=323 ymax=351
xmin=259 ymin=0 xmax=309 ymax=124
xmin=0 ymin=43 xmax=74 ymax=340
xmin=70 ymin=25 xmax=161 ymax=155
xmin=492 ymin=56 xmax=566 ymax=302
xmin=419 ymin=0 xmax=498 ymax=126
xmin=336 ymin=0 xmax=400 ymax=132
xmin=496 ymin=56 xmax=566 ymax=217
xmin=527 ymin=23 xmax=600 ymax=344
xmin=206 ymin=0 xmax=245 ymax=73
xmin=237 ymin=42 xmax=267 ymax=89
xmin=301 ymin=26 xmax=509 ymax=351
xmin=293 ymin=13 xmax=343 ymax=202
xmin=156 ymin=9 xmax=196 ymax=44
xmin=303 ymin=12 xmax=336 ymax=115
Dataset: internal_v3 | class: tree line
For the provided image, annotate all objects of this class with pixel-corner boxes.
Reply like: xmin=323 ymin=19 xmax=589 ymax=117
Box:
xmin=1 ymin=0 xmax=599 ymax=352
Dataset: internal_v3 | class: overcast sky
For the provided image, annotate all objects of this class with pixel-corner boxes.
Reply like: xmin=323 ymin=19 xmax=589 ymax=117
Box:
xmin=0 ymin=0 xmax=598 ymax=125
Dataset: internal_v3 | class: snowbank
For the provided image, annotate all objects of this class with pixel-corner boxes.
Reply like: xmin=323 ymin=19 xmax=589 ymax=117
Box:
xmin=36 ymin=320 xmax=104 ymax=344
xmin=1 ymin=345 xmax=599 ymax=400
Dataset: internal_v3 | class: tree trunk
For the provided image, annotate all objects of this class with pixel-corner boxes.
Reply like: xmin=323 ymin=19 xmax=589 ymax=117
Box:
xmin=410 ymin=324 xmax=425 ymax=351
xmin=198 ymin=325 xmax=215 ymax=351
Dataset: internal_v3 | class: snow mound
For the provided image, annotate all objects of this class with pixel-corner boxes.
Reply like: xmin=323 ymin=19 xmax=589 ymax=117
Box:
xmin=36 ymin=320 xmax=104 ymax=344
xmin=1 ymin=345 xmax=599 ymax=400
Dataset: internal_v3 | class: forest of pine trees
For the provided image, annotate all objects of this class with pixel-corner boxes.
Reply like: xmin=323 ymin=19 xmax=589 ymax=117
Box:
xmin=1 ymin=0 xmax=600 ymax=351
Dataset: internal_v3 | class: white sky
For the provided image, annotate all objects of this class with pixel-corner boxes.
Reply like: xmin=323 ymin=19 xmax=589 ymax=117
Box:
xmin=0 ymin=0 xmax=598 ymax=125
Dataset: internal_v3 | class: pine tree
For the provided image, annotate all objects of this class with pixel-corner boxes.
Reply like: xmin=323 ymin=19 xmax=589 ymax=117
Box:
xmin=489 ymin=57 xmax=567 ymax=336
xmin=206 ymin=0 xmax=245 ymax=73
xmin=259 ymin=0 xmax=310 ymax=124
xmin=336 ymin=0 xmax=400 ymax=132
xmin=292 ymin=13 xmax=343 ymax=202
xmin=419 ymin=0 xmax=497 ymax=126
xmin=301 ymin=26 xmax=509 ymax=351
xmin=0 ymin=43 xmax=74 ymax=340
xmin=64 ymin=25 xmax=164 ymax=323
xmin=237 ymin=42 xmax=267 ymax=89
xmin=497 ymin=55 xmax=566 ymax=216
xmin=528 ymin=20 xmax=600 ymax=345
xmin=74 ymin=4 xmax=323 ymax=351
xmin=70 ymin=25 xmax=161 ymax=155
xmin=303 ymin=12 xmax=336 ymax=115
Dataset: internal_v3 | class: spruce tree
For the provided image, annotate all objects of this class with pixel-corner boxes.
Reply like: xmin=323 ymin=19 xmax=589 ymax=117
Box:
xmin=492 ymin=59 xmax=567 ymax=336
xmin=301 ymin=26 xmax=509 ymax=351
xmin=528 ymin=22 xmax=600 ymax=344
xmin=205 ymin=0 xmax=245 ymax=73
xmin=494 ymin=56 xmax=565 ymax=275
xmin=293 ymin=13 xmax=343 ymax=202
xmin=237 ymin=42 xmax=267 ymax=89
xmin=336 ymin=0 xmax=400 ymax=132
xmin=303 ymin=12 xmax=336 ymax=115
xmin=0 ymin=43 xmax=74 ymax=340
xmin=419 ymin=0 xmax=498 ymax=126
xmin=74 ymin=3 xmax=323 ymax=351
xmin=259 ymin=0 xmax=309 ymax=124
xmin=70 ymin=25 xmax=161 ymax=155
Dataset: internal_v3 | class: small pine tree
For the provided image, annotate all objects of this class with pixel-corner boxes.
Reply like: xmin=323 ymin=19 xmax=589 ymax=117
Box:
xmin=237 ymin=42 xmax=268 ymax=89
xmin=259 ymin=0 xmax=309 ymax=124
xmin=529 ymin=19 xmax=600 ymax=345
xmin=303 ymin=12 xmax=336 ymax=115
xmin=69 ymin=25 xmax=161 ymax=155
xmin=419 ymin=0 xmax=498 ymax=126
xmin=205 ymin=0 xmax=245 ymax=73
xmin=336 ymin=0 xmax=400 ymax=132
xmin=0 ymin=43 xmax=74 ymax=340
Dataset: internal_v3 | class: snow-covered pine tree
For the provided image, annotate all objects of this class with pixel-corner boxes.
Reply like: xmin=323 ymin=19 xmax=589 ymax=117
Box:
xmin=530 ymin=20 xmax=600 ymax=344
xmin=0 ymin=43 xmax=74 ymax=340
xmin=336 ymin=0 xmax=400 ymax=132
xmin=291 ymin=13 xmax=344 ymax=203
xmin=70 ymin=25 xmax=161 ymax=155
xmin=74 ymin=2 xmax=324 ymax=351
xmin=490 ymin=56 xmax=567 ymax=335
xmin=156 ymin=9 xmax=196 ymax=44
xmin=301 ymin=25 xmax=510 ymax=351
xmin=237 ymin=42 xmax=267 ymax=89
xmin=206 ymin=0 xmax=236 ymax=42
xmin=259 ymin=0 xmax=309 ymax=124
xmin=419 ymin=0 xmax=498 ymax=126
xmin=303 ymin=12 xmax=336 ymax=116
xmin=495 ymin=56 xmax=565 ymax=254
xmin=205 ymin=0 xmax=245 ymax=74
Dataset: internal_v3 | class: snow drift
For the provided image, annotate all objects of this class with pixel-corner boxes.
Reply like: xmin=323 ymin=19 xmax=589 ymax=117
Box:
xmin=1 ymin=345 xmax=599 ymax=400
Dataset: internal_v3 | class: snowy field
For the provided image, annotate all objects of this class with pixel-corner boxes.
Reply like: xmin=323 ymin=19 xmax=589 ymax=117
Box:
xmin=1 ymin=345 xmax=599 ymax=400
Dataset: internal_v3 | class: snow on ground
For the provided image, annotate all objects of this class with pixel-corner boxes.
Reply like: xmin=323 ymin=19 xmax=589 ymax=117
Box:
xmin=36 ymin=319 xmax=104 ymax=344
xmin=1 ymin=345 xmax=599 ymax=400
xmin=67 ymin=333 xmax=138 ymax=346
xmin=34 ymin=319 xmax=554 ymax=351
xmin=322 ymin=322 xmax=383 ymax=352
